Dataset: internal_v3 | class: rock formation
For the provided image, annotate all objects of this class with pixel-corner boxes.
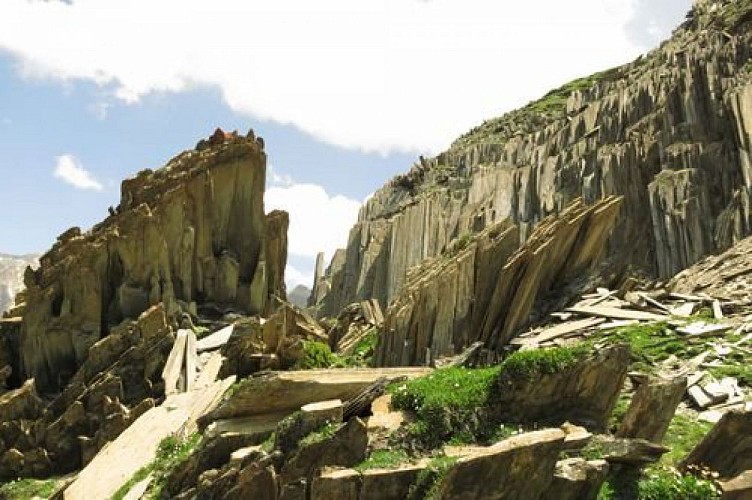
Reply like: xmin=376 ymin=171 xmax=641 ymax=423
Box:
xmin=11 ymin=130 xmax=285 ymax=392
xmin=314 ymin=0 xmax=752 ymax=320
xmin=374 ymin=196 xmax=622 ymax=365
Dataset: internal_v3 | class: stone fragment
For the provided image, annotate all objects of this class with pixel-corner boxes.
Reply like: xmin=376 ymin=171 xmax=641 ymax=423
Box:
xmin=310 ymin=468 xmax=361 ymax=500
xmin=279 ymin=417 xmax=368 ymax=486
xmin=617 ymin=376 xmax=687 ymax=443
xmin=435 ymin=429 xmax=565 ymax=499
xmin=592 ymin=436 xmax=669 ymax=465
xmin=360 ymin=464 xmax=426 ymax=500
xmin=681 ymin=409 xmax=752 ymax=478
xmin=720 ymin=469 xmax=752 ymax=499
xmin=542 ymin=458 xmax=610 ymax=500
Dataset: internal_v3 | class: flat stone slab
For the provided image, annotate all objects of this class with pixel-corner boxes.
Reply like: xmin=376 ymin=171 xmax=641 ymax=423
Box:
xmin=64 ymin=377 xmax=235 ymax=500
xmin=204 ymin=368 xmax=432 ymax=423
xmin=196 ymin=324 xmax=234 ymax=352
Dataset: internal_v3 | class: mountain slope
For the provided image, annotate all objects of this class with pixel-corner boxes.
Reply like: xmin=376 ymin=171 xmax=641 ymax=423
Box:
xmin=315 ymin=0 xmax=752 ymax=317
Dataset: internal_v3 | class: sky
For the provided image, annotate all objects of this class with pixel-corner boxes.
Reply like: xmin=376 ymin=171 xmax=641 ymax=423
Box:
xmin=0 ymin=0 xmax=691 ymax=288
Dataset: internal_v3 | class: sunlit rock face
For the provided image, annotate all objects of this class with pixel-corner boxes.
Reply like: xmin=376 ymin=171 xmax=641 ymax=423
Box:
xmin=314 ymin=1 xmax=752 ymax=318
xmin=18 ymin=130 xmax=287 ymax=391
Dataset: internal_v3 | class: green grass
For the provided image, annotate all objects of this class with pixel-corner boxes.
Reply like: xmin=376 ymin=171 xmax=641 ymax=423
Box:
xmin=0 ymin=478 xmax=58 ymax=499
xmin=496 ymin=345 xmax=587 ymax=379
xmin=660 ymin=414 xmax=713 ymax=467
xmin=527 ymin=67 xmax=621 ymax=116
xmin=348 ymin=329 xmax=379 ymax=367
xmin=407 ymin=455 xmax=458 ymax=500
xmin=299 ymin=422 xmax=339 ymax=447
xmin=355 ymin=449 xmax=410 ymax=471
xmin=294 ymin=340 xmax=340 ymax=369
xmin=390 ymin=346 xmax=586 ymax=448
xmin=636 ymin=467 xmax=720 ymax=499
xmin=597 ymin=322 xmax=704 ymax=373
xmin=609 ymin=392 xmax=632 ymax=431
xmin=111 ymin=433 xmax=201 ymax=500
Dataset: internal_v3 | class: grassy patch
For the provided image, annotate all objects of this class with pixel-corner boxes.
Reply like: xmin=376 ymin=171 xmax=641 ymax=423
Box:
xmin=348 ymin=329 xmax=379 ymax=367
xmin=111 ymin=433 xmax=201 ymax=500
xmin=299 ymin=422 xmax=339 ymax=448
xmin=390 ymin=346 xmax=585 ymax=448
xmin=496 ymin=345 xmax=587 ymax=379
xmin=407 ymin=455 xmax=458 ymax=500
xmin=597 ymin=322 xmax=703 ymax=373
xmin=294 ymin=341 xmax=340 ymax=369
xmin=0 ymin=478 xmax=58 ymax=499
xmin=355 ymin=449 xmax=410 ymax=471
xmin=609 ymin=392 xmax=632 ymax=431
xmin=637 ymin=466 xmax=720 ymax=499
xmin=527 ymin=67 xmax=621 ymax=116
xmin=661 ymin=414 xmax=713 ymax=467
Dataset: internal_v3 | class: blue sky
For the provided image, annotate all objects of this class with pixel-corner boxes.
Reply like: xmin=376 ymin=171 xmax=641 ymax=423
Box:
xmin=0 ymin=0 xmax=690 ymax=287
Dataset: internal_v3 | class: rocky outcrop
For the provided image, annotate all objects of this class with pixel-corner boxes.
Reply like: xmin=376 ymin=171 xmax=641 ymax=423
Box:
xmin=436 ymin=429 xmax=565 ymax=499
xmin=681 ymin=408 xmax=752 ymax=478
xmin=316 ymin=0 xmax=752 ymax=318
xmin=488 ymin=345 xmax=631 ymax=432
xmin=374 ymin=197 xmax=622 ymax=365
xmin=542 ymin=458 xmax=610 ymax=500
xmin=15 ymin=130 xmax=285 ymax=392
xmin=616 ymin=376 xmax=687 ymax=443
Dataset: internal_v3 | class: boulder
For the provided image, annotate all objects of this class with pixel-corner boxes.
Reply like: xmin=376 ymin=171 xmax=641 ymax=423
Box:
xmin=0 ymin=379 xmax=43 ymax=421
xmin=616 ymin=376 xmax=687 ymax=443
xmin=360 ymin=464 xmax=426 ymax=500
xmin=592 ymin=436 xmax=669 ymax=465
xmin=720 ymin=469 xmax=752 ymax=499
xmin=542 ymin=458 xmax=609 ymax=500
xmin=435 ymin=429 xmax=566 ymax=499
xmin=280 ymin=417 xmax=368 ymax=486
xmin=275 ymin=400 xmax=344 ymax=455
xmin=489 ymin=345 xmax=631 ymax=432
xmin=310 ymin=468 xmax=361 ymax=500
xmin=681 ymin=409 xmax=752 ymax=478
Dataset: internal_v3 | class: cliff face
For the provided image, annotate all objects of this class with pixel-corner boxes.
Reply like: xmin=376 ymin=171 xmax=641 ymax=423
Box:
xmin=375 ymin=197 xmax=622 ymax=366
xmin=0 ymin=254 xmax=38 ymax=314
xmin=15 ymin=130 xmax=286 ymax=391
xmin=316 ymin=0 xmax=752 ymax=318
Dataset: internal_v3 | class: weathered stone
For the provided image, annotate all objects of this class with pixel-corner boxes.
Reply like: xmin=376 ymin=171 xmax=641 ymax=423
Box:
xmin=231 ymin=464 xmax=278 ymax=500
xmin=202 ymin=367 xmax=431 ymax=425
xmin=375 ymin=197 xmax=623 ymax=366
xmin=275 ymin=400 xmax=344 ymax=455
xmin=360 ymin=464 xmax=426 ymax=500
xmin=720 ymin=469 xmax=752 ymax=499
xmin=681 ymin=409 xmax=752 ymax=478
xmin=310 ymin=468 xmax=361 ymax=500
xmin=280 ymin=417 xmax=368 ymax=485
xmin=435 ymin=429 xmax=565 ymax=499
xmin=489 ymin=345 xmax=631 ymax=432
xmin=592 ymin=436 xmax=669 ymax=465
xmin=616 ymin=376 xmax=687 ymax=443
xmin=19 ymin=132 xmax=284 ymax=393
xmin=0 ymin=379 xmax=43 ymax=421
xmin=542 ymin=458 xmax=610 ymax=500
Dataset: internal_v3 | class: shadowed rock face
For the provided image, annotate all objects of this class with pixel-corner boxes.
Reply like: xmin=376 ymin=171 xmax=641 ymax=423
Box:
xmin=16 ymin=132 xmax=286 ymax=391
xmin=315 ymin=0 xmax=752 ymax=317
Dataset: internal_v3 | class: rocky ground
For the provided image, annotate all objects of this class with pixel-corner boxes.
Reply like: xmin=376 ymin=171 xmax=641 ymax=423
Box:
xmin=3 ymin=1 xmax=752 ymax=499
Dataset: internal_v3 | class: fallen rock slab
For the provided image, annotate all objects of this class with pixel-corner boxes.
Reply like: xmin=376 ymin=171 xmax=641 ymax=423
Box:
xmin=435 ymin=429 xmax=565 ymax=499
xmin=542 ymin=458 xmax=609 ymax=500
xmin=720 ymin=469 xmax=752 ymax=499
xmin=201 ymin=368 xmax=431 ymax=425
xmin=64 ymin=377 xmax=235 ymax=500
xmin=591 ymin=436 xmax=669 ymax=465
xmin=681 ymin=409 xmax=752 ymax=478
xmin=617 ymin=376 xmax=687 ymax=443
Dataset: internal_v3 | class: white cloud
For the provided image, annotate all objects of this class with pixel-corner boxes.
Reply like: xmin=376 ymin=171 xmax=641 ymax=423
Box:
xmin=285 ymin=264 xmax=313 ymax=289
xmin=266 ymin=183 xmax=360 ymax=260
xmin=0 ymin=0 xmax=652 ymax=154
xmin=53 ymin=154 xmax=103 ymax=191
xmin=267 ymin=164 xmax=294 ymax=187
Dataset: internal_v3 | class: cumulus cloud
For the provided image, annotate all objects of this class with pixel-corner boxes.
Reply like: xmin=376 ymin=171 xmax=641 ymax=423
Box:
xmin=0 ymin=0 xmax=654 ymax=153
xmin=265 ymin=183 xmax=360 ymax=261
xmin=53 ymin=154 xmax=103 ymax=191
